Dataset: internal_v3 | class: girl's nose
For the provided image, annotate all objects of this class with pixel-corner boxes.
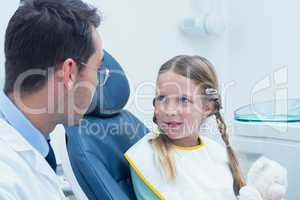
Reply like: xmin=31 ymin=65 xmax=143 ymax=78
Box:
xmin=165 ymin=103 xmax=178 ymax=116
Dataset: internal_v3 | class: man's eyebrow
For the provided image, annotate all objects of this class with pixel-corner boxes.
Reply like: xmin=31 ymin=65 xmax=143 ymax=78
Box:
xmin=97 ymin=57 xmax=104 ymax=69
xmin=98 ymin=55 xmax=104 ymax=65
xmin=99 ymin=52 xmax=104 ymax=63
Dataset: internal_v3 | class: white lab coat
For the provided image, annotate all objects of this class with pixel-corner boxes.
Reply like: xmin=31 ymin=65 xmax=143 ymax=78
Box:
xmin=0 ymin=119 xmax=66 ymax=200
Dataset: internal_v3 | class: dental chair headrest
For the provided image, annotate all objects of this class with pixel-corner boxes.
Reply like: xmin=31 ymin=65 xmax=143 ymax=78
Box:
xmin=86 ymin=50 xmax=130 ymax=117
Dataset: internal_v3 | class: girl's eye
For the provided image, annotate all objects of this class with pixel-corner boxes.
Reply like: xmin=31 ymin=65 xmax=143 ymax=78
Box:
xmin=156 ymin=95 xmax=167 ymax=103
xmin=179 ymin=96 xmax=191 ymax=104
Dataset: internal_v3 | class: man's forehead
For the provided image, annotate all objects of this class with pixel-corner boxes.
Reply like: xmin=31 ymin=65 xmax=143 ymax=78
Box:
xmin=91 ymin=27 xmax=103 ymax=58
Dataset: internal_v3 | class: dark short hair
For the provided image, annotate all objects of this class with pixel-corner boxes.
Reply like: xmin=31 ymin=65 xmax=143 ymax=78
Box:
xmin=4 ymin=0 xmax=101 ymax=93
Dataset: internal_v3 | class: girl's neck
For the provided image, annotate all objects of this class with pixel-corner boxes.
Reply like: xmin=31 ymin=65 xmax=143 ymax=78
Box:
xmin=169 ymin=134 xmax=200 ymax=147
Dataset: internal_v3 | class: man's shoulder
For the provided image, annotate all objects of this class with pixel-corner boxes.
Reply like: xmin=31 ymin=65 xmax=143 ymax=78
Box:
xmin=0 ymin=137 xmax=31 ymax=174
xmin=0 ymin=139 xmax=21 ymax=165
xmin=0 ymin=142 xmax=23 ymax=185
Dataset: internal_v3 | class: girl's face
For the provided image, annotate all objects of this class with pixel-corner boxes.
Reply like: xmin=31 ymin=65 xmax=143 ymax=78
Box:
xmin=154 ymin=71 xmax=211 ymax=140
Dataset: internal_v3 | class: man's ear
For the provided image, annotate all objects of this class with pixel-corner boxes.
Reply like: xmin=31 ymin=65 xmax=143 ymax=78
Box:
xmin=61 ymin=58 xmax=78 ymax=90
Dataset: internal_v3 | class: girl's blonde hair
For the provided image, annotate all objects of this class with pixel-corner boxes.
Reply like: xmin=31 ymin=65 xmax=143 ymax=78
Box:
xmin=150 ymin=55 xmax=245 ymax=196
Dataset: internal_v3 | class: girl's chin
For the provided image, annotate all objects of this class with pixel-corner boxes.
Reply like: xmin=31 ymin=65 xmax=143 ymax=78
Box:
xmin=161 ymin=129 xmax=184 ymax=139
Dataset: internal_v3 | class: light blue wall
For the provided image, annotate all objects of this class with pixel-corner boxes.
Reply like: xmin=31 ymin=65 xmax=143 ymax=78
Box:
xmin=2 ymin=0 xmax=300 ymax=126
xmin=88 ymin=0 xmax=229 ymax=128
xmin=88 ymin=0 xmax=300 ymax=128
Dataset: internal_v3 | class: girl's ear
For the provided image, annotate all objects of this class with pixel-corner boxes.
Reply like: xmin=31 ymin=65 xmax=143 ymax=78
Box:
xmin=203 ymin=101 xmax=216 ymax=117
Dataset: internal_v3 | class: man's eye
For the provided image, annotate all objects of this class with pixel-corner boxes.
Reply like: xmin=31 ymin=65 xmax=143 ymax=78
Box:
xmin=179 ymin=96 xmax=191 ymax=104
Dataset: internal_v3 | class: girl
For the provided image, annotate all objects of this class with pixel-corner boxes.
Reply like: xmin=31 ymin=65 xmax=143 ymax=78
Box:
xmin=125 ymin=55 xmax=255 ymax=200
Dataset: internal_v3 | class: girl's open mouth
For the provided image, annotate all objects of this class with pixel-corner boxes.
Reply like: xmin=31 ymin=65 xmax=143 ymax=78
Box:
xmin=164 ymin=121 xmax=183 ymax=129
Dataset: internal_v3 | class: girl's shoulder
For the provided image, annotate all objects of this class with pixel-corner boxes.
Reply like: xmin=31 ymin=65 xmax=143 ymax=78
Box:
xmin=125 ymin=132 xmax=155 ymax=156
xmin=201 ymin=135 xmax=229 ymax=162
xmin=201 ymin=136 xmax=226 ymax=150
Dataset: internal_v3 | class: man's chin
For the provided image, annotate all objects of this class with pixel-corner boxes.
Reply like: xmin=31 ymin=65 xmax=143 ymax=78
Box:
xmin=65 ymin=114 xmax=84 ymax=126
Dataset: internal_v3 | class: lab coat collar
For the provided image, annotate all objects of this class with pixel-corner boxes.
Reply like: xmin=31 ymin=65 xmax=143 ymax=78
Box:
xmin=0 ymin=91 xmax=49 ymax=156
xmin=0 ymin=119 xmax=62 ymax=187
xmin=0 ymin=118 xmax=33 ymax=152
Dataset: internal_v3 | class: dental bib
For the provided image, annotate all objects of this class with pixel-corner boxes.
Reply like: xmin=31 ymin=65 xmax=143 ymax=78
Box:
xmin=125 ymin=133 xmax=236 ymax=200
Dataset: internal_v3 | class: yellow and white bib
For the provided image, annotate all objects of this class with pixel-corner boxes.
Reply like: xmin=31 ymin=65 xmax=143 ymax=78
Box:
xmin=125 ymin=133 xmax=237 ymax=200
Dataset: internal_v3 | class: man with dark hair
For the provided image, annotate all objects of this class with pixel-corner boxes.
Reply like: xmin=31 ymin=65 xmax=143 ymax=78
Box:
xmin=0 ymin=0 xmax=104 ymax=198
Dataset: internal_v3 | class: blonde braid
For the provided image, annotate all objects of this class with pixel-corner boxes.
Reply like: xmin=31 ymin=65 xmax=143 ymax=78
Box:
xmin=149 ymin=133 xmax=177 ymax=180
xmin=215 ymin=111 xmax=246 ymax=195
